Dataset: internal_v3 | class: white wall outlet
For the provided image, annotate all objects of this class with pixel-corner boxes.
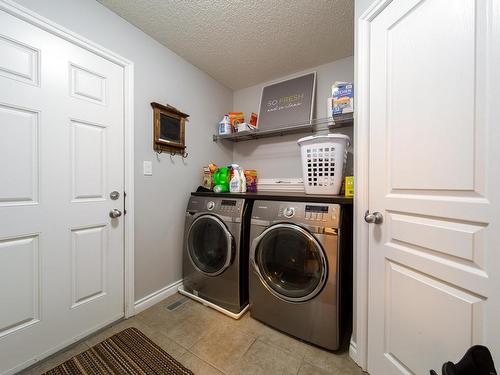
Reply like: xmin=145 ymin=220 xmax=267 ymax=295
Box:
xmin=143 ymin=161 xmax=153 ymax=176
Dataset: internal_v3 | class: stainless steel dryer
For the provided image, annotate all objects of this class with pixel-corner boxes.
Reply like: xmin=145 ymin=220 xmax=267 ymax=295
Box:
xmin=249 ymin=200 xmax=352 ymax=350
xmin=181 ymin=196 xmax=251 ymax=317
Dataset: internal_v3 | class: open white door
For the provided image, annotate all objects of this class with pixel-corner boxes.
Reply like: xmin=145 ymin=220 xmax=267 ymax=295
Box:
xmin=365 ymin=0 xmax=500 ymax=374
xmin=0 ymin=7 xmax=126 ymax=374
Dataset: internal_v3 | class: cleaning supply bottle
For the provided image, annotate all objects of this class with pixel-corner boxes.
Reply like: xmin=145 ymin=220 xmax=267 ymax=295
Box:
xmin=213 ymin=167 xmax=230 ymax=193
xmin=229 ymin=164 xmax=242 ymax=193
xmin=239 ymin=168 xmax=247 ymax=193
xmin=213 ymin=184 xmax=228 ymax=193
xmin=218 ymin=115 xmax=232 ymax=135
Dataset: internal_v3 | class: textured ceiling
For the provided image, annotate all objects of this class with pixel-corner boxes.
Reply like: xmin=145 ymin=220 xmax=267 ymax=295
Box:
xmin=97 ymin=0 xmax=354 ymax=89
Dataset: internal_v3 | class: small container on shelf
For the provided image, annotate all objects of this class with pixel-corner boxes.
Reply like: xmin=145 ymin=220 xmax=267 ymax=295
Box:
xmin=244 ymin=170 xmax=258 ymax=192
xmin=218 ymin=115 xmax=232 ymax=135
xmin=345 ymin=176 xmax=354 ymax=197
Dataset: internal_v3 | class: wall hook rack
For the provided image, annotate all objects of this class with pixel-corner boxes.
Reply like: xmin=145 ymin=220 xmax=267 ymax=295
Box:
xmin=156 ymin=149 xmax=188 ymax=159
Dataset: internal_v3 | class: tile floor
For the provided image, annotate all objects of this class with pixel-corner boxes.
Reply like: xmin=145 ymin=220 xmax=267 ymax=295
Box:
xmin=21 ymin=293 xmax=364 ymax=375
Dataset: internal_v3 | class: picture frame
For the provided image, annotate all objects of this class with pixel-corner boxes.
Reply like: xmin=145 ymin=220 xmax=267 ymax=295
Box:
xmin=151 ymin=102 xmax=189 ymax=154
xmin=257 ymin=72 xmax=316 ymax=131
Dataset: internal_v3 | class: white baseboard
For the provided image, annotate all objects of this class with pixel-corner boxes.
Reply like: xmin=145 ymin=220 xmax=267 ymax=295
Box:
xmin=134 ymin=279 xmax=183 ymax=314
xmin=349 ymin=339 xmax=359 ymax=365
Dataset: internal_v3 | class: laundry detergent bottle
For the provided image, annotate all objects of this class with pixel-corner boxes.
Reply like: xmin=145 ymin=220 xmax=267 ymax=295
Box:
xmin=213 ymin=167 xmax=230 ymax=193
xmin=229 ymin=164 xmax=242 ymax=193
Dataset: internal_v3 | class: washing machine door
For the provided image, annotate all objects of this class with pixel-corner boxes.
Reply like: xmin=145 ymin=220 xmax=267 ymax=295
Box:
xmin=251 ymin=223 xmax=327 ymax=302
xmin=187 ymin=214 xmax=234 ymax=276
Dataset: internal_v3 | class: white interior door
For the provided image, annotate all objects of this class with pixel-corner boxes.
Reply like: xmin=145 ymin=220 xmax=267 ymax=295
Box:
xmin=0 ymin=8 xmax=125 ymax=374
xmin=367 ymin=0 xmax=500 ymax=374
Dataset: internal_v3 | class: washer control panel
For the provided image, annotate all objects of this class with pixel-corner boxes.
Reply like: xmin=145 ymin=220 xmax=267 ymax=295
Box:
xmin=283 ymin=207 xmax=295 ymax=218
xmin=219 ymin=199 xmax=239 ymax=214
xmin=304 ymin=205 xmax=330 ymax=222
xmin=188 ymin=197 xmax=244 ymax=218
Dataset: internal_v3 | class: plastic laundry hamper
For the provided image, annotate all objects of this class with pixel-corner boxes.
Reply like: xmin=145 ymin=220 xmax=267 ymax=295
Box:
xmin=297 ymin=134 xmax=350 ymax=195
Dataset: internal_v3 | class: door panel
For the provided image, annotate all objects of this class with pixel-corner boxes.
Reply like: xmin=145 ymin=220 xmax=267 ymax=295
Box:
xmin=69 ymin=63 xmax=107 ymax=105
xmin=0 ymin=235 xmax=40 ymax=338
xmin=367 ymin=0 xmax=498 ymax=374
xmin=384 ymin=262 xmax=484 ymax=375
xmin=0 ymin=8 xmax=124 ymax=374
xmin=0 ymin=34 xmax=39 ymax=85
xmin=0 ymin=104 xmax=39 ymax=205
xmin=387 ymin=0 xmax=476 ymax=191
xmin=71 ymin=225 xmax=107 ymax=308
xmin=70 ymin=119 xmax=106 ymax=201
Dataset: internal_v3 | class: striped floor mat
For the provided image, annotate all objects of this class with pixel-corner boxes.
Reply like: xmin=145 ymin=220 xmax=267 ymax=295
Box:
xmin=44 ymin=327 xmax=194 ymax=375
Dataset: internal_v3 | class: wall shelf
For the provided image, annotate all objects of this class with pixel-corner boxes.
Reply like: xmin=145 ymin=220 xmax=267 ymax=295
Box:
xmin=212 ymin=113 xmax=353 ymax=142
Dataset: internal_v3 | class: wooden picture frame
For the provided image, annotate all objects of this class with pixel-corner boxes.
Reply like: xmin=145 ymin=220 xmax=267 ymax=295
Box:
xmin=151 ymin=102 xmax=189 ymax=154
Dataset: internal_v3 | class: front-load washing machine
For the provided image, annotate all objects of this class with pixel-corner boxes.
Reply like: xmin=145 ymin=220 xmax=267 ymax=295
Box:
xmin=249 ymin=200 xmax=352 ymax=350
xmin=179 ymin=196 xmax=251 ymax=318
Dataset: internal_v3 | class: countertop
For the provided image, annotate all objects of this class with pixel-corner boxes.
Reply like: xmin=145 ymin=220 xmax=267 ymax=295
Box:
xmin=191 ymin=190 xmax=353 ymax=205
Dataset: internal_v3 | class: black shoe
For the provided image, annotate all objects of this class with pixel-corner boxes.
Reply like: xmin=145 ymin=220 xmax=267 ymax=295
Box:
xmin=430 ymin=346 xmax=497 ymax=375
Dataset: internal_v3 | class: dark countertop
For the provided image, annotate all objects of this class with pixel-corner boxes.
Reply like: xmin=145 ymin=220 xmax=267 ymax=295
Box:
xmin=191 ymin=190 xmax=353 ymax=204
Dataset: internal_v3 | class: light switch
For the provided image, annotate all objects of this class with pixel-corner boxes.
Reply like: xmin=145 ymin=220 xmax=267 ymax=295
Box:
xmin=143 ymin=161 xmax=152 ymax=176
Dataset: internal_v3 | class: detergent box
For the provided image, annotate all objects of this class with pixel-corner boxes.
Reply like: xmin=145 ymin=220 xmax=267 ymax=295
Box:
xmin=332 ymin=82 xmax=354 ymax=115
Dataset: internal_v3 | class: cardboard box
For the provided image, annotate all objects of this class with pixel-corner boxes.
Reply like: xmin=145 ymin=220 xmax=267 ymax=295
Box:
xmin=332 ymin=82 xmax=354 ymax=115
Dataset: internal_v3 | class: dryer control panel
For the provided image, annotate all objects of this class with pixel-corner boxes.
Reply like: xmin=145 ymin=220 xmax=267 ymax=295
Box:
xmin=253 ymin=201 xmax=339 ymax=229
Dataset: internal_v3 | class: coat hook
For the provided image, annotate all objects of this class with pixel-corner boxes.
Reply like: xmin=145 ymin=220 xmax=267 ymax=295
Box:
xmin=182 ymin=151 xmax=189 ymax=159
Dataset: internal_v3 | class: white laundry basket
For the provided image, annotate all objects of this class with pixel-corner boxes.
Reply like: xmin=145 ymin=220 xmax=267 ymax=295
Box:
xmin=297 ymin=134 xmax=350 ymax=195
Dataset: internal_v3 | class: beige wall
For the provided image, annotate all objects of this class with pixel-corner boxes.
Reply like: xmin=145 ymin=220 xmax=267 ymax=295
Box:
xmin=232 ymin=57 xmax=354 ymax=179
xmin=15 ymin=0 xmax=234 ymax=301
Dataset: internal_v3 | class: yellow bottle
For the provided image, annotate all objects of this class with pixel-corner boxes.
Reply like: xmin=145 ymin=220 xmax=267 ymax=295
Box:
xmin=345 ymin=176 xmax=354 ymax=197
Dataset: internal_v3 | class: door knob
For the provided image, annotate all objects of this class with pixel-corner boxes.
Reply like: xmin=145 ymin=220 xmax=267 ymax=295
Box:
xmin=109 ymin=209 xmax=122 ymax=219
xmin=365 ymin=211 xmax=383 ymax=224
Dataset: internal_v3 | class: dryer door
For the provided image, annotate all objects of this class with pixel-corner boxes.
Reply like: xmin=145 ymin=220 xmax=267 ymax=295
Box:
xmin=187 ymin=215 xmax=234 ymax=276
xmin=251 ymin=223 xmax=328 ymax=302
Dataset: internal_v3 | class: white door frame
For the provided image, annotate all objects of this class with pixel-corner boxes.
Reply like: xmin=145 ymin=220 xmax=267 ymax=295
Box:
xmin=0 ymin=0 xmax=136 ymax=318
xmin=353 ymin=0 xmax=392 ymax=370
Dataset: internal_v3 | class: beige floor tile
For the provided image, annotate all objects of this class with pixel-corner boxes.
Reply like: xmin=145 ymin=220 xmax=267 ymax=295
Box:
xmin=230 ymin=339 xmax=302 ymax=375
xmin=161 ymin=311 xmax=220 ymax=349
xmin=151 ymin=299 xmax=230 ymax=349
xmin=135 ymin=297 xmax=188 ymax=332
xmin=234 ymin=313 xmax=275 ymax=336
xmin=302 ymin=346 xmax=360 ymax=374
xmin=179 ymin=351 xmax=225 ymax=375
xmin=298 ymin=362 xmax=332 ymax=375
xmin=256 ymin=323 xmax=313 ymax=358
xmin=298 ymin=360 xmax=365 ymax=375
xmin=147 ymin=330 xmax=188 ymax=361
xmin=190 ymin=322 xmax=257 ymax=373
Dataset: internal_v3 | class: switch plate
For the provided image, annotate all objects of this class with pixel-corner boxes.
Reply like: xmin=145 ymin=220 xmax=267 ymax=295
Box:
xmin=143 ymin=161 xmax=152 ymax=176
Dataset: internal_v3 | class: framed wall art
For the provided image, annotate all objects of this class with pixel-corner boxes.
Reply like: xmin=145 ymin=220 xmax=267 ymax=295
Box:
xmin=258 ymin=72 xmax=316 ymax=130
xmin=151 ymin=102 xmax=189 ymax=155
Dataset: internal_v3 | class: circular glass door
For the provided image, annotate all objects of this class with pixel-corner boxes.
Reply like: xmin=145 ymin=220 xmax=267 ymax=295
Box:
xmin=187 ymin=215 xmax=233 ymax=276
xmin=253 ymin=224 xmax=327 ymax=302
